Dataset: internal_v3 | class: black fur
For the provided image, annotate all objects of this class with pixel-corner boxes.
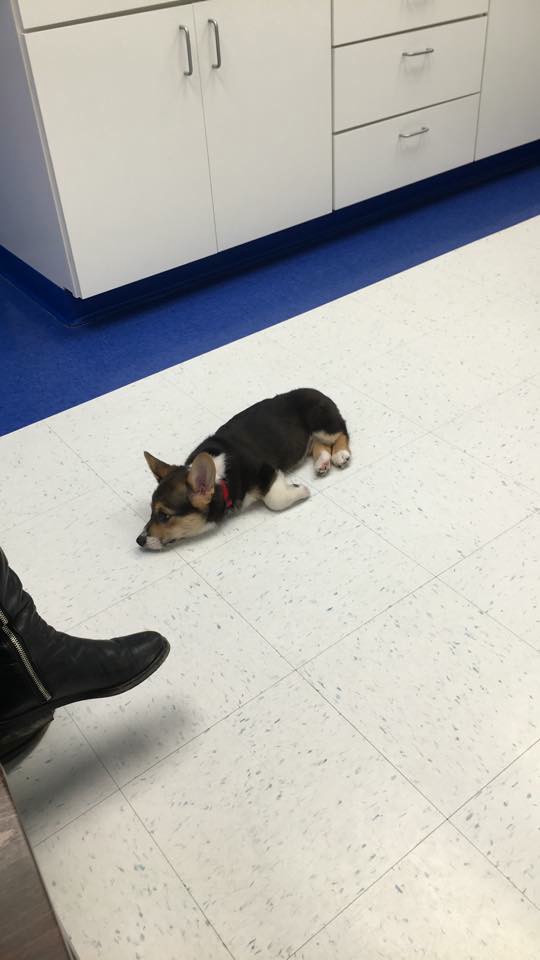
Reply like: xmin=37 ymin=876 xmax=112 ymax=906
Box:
xmin=189 ymin=388 xmax=348 ymax=518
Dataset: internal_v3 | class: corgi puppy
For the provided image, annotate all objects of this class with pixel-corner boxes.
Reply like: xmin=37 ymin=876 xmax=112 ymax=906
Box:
xmin=137 ymin=388 xmax=350 ymax=550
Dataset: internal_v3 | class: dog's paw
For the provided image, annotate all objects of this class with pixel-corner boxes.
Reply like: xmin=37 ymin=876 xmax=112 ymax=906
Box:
xmin=332 ymin=449 xmax=351 ymax=469
xmin=314 ymin=451 xmax=331 ymax=476
xmin=292 ymin=482 xmax=311 ymax=501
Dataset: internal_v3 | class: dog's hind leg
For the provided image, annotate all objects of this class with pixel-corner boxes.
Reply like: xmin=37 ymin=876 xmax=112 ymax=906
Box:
xmin=300 ymin=390 xmax=351 ymax=474
xmin=312 ymin=439 xmax=332 ymax=476
xmin=263 ymin=471 xmax=310 ymax=511
xmin=331 ymin=432 xmax=351 ymax=469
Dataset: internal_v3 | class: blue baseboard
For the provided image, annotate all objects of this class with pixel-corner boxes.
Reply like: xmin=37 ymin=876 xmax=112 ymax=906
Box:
xmin=2 ymin=138 xmax=540 ymax=328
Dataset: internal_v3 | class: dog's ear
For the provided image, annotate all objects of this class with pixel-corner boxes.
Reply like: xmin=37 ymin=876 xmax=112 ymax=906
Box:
xmin=187 ymin=452 xmax=216 ymax=509
xmin=144 ymin=451 xmax=175 ymax=482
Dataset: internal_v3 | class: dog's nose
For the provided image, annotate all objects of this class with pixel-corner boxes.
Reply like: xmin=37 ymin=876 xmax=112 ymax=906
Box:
xmin=136 ymin=533 xmax=147 ymax=548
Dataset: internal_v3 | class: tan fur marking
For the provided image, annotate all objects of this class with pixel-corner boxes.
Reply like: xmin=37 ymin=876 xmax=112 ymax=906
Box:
xmin=332 ymin=433 xmax=350 ymax=455
xmin=331 ymin=432 xmax=351 ymax=469
xmin=314 ymin=430 xmax=340 ymax=445
xmin=312 ymin=440 xmax=332 ymax=462
xmin=147 ymin=511 xmax=207 ymax=543
xmin=144 ymin=451 xmax=176 ymax=481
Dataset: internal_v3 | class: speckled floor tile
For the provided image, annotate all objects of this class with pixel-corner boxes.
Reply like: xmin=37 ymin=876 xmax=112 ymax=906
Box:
xmin=265 ymin=292 xmax=425 ymax=380
xmin=5 ymin=222 xmax=540 ymax=959
xmin=48 ymin=366 xmax=217 ymax=490
xmin=452 ymin=742 xmax=540 ymax=907
xmin=325 ymin=434 xmax=538 ymax=573
xmin=171 ymin=331 xmax=321 ymax=424
xmin=438 ymin=380 xmax=540 ymax=493
xmin=4 ymin=710 xmax=116 ymax=844
xmin=0 ymin=480 xmax=182 ymax=628
xmin=303 ymin=581 xmax=540 ymax=814
xmin=193 ymin=494 xmax=430 ymax=666
xmin=442 ymin=231 xmax=540 ymax=304
xmin=34 ymin=792 xmax=231 ymax=960
xmin=405 ymin=295 xmax=540 ymax=386
xmin=69 ymin=566 xmax=290 ymax=785
xmin=365 ymin=255 xmax=493 ymax=314
xmin=0 ymin=421 xmax=101 ymax=534
xmin=349 ymin=337 xmax=506 ymax=431
xmin=441 ymin=513 xmax=540 ymax=650
xmin=126 ymin=674 xmax=441 ymax=960
xmin=510 ymin=214 xmax=540 ymax=250
xmin=294 ymin=823 xmax=540 ymax=960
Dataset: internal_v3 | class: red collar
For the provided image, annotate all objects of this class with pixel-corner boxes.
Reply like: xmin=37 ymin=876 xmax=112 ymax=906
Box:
xmin=219 ymin=478 xmax=234 ymax=511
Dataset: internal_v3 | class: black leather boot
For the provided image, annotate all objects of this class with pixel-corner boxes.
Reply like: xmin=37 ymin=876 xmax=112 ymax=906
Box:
xmin=0 ymin=548 xmax=170 ymax=762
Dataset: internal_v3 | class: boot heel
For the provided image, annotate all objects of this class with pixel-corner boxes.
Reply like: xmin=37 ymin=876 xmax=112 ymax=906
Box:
xmin=0 ymin=706 xmax=55 ymax=763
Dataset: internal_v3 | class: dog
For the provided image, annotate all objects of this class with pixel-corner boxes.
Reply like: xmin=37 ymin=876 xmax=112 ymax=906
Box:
xmin=136 ymin=388 xmax=350 ymax=550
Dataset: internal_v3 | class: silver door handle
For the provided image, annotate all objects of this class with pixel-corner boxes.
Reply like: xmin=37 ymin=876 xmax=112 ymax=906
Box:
xmin=399 ymin=126 xmax=430 ymax=139
xmin=209 ymin=18 xmax=222 ymax=69
xmin=402 ymin=47 xmax=434 ymax=57
xmin=179 ymin=25 xmax=193 ymax=76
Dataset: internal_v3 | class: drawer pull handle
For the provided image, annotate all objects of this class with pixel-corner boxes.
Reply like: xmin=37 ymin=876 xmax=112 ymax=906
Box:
xmin=399 ymin=126 xmax=430 ymax=139
xmin=179 ymin=25 xmax=193 ymax=76
xmin=402 ymin=47 xmax=434 ymax=57
xmin=209 ymin=18 xmax=222 ymax=69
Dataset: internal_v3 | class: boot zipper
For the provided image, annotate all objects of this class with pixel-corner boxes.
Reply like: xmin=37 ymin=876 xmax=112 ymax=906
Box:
xmin=0 ymin=607 xmax=52 ymax=701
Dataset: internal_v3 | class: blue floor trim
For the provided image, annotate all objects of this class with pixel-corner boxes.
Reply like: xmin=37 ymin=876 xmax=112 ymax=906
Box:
xmin=2 ymin=145 xmax=540 ymax=436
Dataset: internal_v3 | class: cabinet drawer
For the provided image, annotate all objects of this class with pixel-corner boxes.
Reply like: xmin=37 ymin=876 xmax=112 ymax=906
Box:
xmin=17 ymin=0 xmax=195 ymax=30
xmin=333 ymin=0 xmax=487 ymax=46
xmin=333 ymin=17 xmax=486 ymax=131
xmin=334 ymin=95 xmax=479 ymax=209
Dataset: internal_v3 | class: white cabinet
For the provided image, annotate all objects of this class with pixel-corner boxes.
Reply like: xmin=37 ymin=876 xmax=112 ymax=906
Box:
xmin=334 ymin=96 xmax=479 ymax=209
xmin=25 ymin=7 xmax=217 ymax=298
xmin=476 ymin=0 xmax=540 ymax=159
xmin=333 ymin=18 xmax=487 ymax=132
xmin=333 ymin=0 xmax=488 ymax=46
xmin=23 ymin=0 xmax=332 ymax=296
xmin=194 ymin=0 xmax=332 ymax=250
xmin=18 ymin=0 xmax=167 ymax=29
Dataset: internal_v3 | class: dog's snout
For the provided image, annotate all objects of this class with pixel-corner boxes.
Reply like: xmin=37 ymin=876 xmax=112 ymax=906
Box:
xmin=136 ymin=532 xmax=147 ymax=548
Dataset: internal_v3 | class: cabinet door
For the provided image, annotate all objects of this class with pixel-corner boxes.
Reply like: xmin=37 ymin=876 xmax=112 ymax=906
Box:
xmin=476 ymin=0 xmax=540 ymax=159
xmin=25 ymin=7 xmax=217 ymax=298
xmin=194 ymin=0 xmax=332 ymax=251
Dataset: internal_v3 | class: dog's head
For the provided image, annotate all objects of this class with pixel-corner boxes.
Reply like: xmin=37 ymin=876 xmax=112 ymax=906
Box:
xmin=136 ymin=451 xmax=216 ymax=550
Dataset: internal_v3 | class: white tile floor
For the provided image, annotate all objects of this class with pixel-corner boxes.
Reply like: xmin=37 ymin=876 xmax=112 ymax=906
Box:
xmin=3 ymin=217 xmax=540 ymax=959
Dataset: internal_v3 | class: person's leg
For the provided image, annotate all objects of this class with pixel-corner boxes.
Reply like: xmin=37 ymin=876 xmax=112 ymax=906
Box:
xmin=0 ymin=547 xmax=169 ymax=761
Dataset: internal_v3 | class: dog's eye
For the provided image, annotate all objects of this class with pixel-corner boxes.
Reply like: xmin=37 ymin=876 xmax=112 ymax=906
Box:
xmin=156 ymin=511 xmax=170 ymax=523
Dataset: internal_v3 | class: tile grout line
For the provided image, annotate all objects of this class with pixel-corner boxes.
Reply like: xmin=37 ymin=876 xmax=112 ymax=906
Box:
xmin=115 ymin=669 xmax=298 ymax=792
xmin=319 ymin=457 xmax=539 ymax=585
xmin=433 ymin=508 xmax=540 ymax=582
xmin=64 ymin=561 xmax=186 ymax=634
xmin=289 ymin=728 xmax=540 ymax=954
xmin=288 ymin=812 xmax=540 ymax=959
xmin=451 ymin=821 xmax=540 ymax=914
xmin=299 ymin=670 xmax=447 ymax=817
xmin=31 ymin=670 xmax=299 ymax=846
xmin=126 ymin=793 xmax=238 ymax=960
xmin=428 ymin=369 xmax=540 ymax=434
xmin=438 ymin=567 xmax=540 ymax=657
xmin=31 ymin=785 xmax=120 ymax=850
xmin=181 ymin=555 xmax=300 ymax=672
xmin=428 ymin=427 xmax=540 ymax=500
xmin=445 ymin=736 xmax=540 ymax=824
xmin=287 ymin=818 xmax=447 ymax=958
xmin=296 ymin=572 xmax=437 ymax=672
